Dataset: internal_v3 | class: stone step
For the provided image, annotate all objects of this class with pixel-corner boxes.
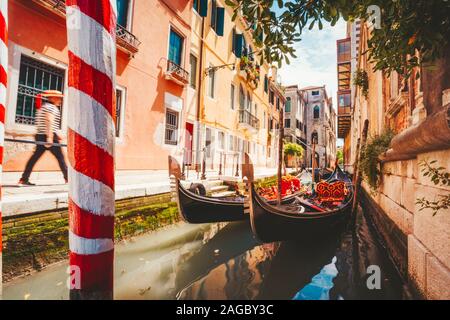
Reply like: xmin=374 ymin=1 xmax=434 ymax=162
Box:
xmin=206 ymin=179 xmax=224 ymax=187
xmin=210 ymin=191 xmax=237 ymax=198
xmin=210 ymin=185 xmax=230 ymax=193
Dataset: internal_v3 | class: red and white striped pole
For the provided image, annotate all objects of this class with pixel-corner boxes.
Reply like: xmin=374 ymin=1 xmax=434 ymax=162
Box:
xmin=66 ymin=0 xmax=117 ymax=300
xmin=0 ymin=0 xmax=8 ymax=298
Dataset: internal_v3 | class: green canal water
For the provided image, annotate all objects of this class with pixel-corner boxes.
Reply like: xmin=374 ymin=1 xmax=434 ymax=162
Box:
xmin=3 ymin=208 xmax=406 ymax=300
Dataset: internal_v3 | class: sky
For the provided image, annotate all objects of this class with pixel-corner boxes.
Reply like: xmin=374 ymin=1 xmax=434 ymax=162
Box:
xmin=278 ymin=19 xmax=347 ymax=110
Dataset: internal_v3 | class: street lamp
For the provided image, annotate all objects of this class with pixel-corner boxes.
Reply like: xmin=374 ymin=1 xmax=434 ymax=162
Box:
xmin=204 ymin=63 xmax=236 ymax=76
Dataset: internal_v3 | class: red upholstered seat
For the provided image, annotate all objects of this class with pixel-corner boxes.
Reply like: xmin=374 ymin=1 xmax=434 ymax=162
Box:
xmin=315 ymin=181 xmax=346 ymax=201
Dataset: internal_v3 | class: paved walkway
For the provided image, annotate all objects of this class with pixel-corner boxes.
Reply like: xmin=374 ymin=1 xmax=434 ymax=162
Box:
xmin=2 ymin=167 xmax=279 ymax=217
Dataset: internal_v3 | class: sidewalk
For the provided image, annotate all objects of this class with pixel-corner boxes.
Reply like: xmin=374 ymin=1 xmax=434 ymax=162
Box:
xmin=2 ymin=167 xmax=279 ymax=217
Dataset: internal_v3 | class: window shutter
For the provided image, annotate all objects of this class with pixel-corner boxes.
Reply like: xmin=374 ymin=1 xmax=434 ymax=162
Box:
xmin=215 ymin=7 xmax=225 ymax=36
xmin=199 ymin=0 xmax=208 ymax=17
xmin=264 ymin=75 xmax=268 ymax=93
xmin=234 ymin=33 xmax=243 ymax=58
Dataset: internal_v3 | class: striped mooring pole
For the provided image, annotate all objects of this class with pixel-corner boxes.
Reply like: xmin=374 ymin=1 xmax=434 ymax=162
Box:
xmin=0 ymin=0 xmax=8 ymax=298
xmin=66 ymin=0 xmax=117 ymax=300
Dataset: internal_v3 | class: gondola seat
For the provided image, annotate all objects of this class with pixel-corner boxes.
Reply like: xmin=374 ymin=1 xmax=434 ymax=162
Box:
xmin=315 ymin=181 xmax=347 ymax=203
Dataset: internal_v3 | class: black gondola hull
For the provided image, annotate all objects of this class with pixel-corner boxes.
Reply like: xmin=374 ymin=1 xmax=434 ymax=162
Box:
xmin=250 ymin=195 xmax=351 ymax=243
xmin=177 ymin=180 xmax=246 ymax=223
xmin=249 ymin=166 xmax=353 ymax=243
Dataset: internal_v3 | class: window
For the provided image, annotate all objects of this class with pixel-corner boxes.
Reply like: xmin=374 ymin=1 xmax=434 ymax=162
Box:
xmin=254 ymin=104 xmax=258 ymax=117
xmin=313 ymin=105 xmax=320 ymax=119
xmin=228 ymin=135 xmax=234 ymax=151
xmin=117 ymin=0 xmax=130 ymax=28
xmin=263 ymin=112 xmax=266 ymax=129
xmin=230 ymin=84 xmax=235 ymax=109
xmin=210 ymin=0 xmax=217 ymax=27
xmin=205 ymin=128 xmax=212 ymax=157
xmin=168 ymin=28 xmax=183 ymax=66
xmin=311 ymin=131 xmax=318 ymax=144
xmin=247 ymin=92 xmax=252 ymax=111
xmin=218 ymin=131 xmax=225 ymax=150
xmin=285 ymin=119 xmax=291 ymax=128
xmin=338 ymin=93 xmax=351 ymax=107
xmin=165 ymin=109 xmax=179 ymax=145
xmin=189 ymin=54 xmax=197 ymax=89
xmin=239 ymin=85 xmax=245 ymax=109
xmin=269 ymin=90 xmax=274 ymax=104
xmin=264 ymin=75 xmax=269 ymax=93
xmin=285 ymin=97 xmax=291 ymax=112
xmin=276 ymin=97 xmax=280 ymax=110
xmin=208 ymin=64 xmax=216 ymax=98
xmin=115 ymin=87 xmax=126 ymax=137
xmin=16 ymin=55 xmax=65 ymax=126
xmin=193 ymin=0 xmax=207 ymax=16
xmin=312 ymin=90 xmax=320 ymax=96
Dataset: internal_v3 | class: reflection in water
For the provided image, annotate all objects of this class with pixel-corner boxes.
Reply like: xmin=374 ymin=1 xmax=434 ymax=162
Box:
xmin=177 ymin=209 xmax=405 ymax=300
xmin=293 ymin=256 xmax=339 ymax=300
xmin=4 ymin=209 xmax=405 ymax=300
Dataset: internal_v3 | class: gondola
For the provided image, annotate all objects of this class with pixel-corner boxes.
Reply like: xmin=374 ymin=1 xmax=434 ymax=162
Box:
xmin=249 ymin=165 xmax=353 ymax=243
xmin=168 ymin=154 xmax=300 ymax=224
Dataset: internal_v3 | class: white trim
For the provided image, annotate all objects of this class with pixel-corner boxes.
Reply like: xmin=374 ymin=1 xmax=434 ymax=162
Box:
xmin=68 ymin=165 xmax=115 ymax=217
xmin=69 ymin=231 xmax=114 ymax=255
xmin=115 ymin=84 xmax=127 ymax=144
xmin=7 ymin=42 xmax=69 ymax=137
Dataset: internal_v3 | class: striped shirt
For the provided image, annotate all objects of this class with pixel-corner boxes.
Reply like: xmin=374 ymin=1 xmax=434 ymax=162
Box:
xmin=36 ymin=102 xmax=61 ymax=134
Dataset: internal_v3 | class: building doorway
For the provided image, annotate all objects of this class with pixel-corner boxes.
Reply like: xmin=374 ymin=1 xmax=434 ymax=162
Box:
xmin=184 ymin=122 xmax=194 ymax=166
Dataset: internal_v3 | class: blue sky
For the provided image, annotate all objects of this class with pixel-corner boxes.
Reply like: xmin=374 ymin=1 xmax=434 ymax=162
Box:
xmin=278 ymin=19 xmax=347 ymax=109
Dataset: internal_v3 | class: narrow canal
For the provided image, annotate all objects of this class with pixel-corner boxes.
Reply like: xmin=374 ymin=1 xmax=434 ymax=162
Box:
xmin=3 ymin=208 xmax=407 ymax=300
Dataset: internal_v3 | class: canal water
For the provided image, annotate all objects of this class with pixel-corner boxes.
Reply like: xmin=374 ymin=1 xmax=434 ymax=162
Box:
xmin=3 ymin=208 xmax=406 ymax=300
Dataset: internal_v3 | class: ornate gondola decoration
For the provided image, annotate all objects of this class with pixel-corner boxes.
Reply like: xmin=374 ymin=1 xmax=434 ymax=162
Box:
xmin=249 ymin=165 xmax=354 ymax=243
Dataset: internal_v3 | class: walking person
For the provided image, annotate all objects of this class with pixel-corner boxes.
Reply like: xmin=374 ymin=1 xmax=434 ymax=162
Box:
xmin=18 ymin=90 xmax=68 ymax=186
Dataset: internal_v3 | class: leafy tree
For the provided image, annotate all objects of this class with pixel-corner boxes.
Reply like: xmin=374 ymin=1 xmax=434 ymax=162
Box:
xmin=226 ymin=0 xmax=450 ymax=77
xmin=336 ymin=149 xmax=344 ymax=165
xmin=284 ymin=142 xmax=304 ymax=171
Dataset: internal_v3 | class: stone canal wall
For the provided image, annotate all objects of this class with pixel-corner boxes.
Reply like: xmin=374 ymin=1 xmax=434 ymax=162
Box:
xmin=362 ymin=149 xmax=450 ymax=299
xmin=1 ymin=193 xmax=178 ymax=282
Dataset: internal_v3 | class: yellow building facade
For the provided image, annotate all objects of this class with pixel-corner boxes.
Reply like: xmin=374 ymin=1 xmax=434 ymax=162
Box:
xmin=187 ymin=0 xmax=282 ymax=174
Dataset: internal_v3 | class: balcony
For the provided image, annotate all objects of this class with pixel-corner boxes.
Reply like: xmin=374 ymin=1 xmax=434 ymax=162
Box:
xmin=238 ymin=110 xmax=259 ymax=133
xmin=32 ymin=0 xmax=141 ymax=55
xmin=165 ymin=60 xmax=189 ymax=86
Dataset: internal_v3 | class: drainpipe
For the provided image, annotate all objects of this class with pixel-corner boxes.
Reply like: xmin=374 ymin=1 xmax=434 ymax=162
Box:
xmin=195 ymin=17 xmax=205 ymax=176
xmin=0 ymin=0 xmax=8 ymax=298
xmin=66 ymin=1 xmax=116 ymax=300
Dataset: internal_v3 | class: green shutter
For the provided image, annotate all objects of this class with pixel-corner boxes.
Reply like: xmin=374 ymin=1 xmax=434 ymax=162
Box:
xmin=234 ymin=33 xmax=243 ymax=58
xmin=199 ymin=0 xmax=208 ymax=17
xmin=215 ymin=7 xmax=225 ymax=36
xmin=264 ymin=75 xmax=268 ymax=92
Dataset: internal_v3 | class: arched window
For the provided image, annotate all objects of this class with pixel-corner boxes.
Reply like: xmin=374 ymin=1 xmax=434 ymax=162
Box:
xmin=311 ymin=131 xmax=318 ymax=144
xmin=285 ymin=97 xmax=291 ymax=112
xmin=313 ymin=105 xmax=320 ymax=119
xmin=239 ymin=85 xmax=245 ymax=109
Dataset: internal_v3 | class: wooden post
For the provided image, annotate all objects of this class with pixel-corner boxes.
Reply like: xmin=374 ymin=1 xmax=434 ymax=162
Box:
xmin=235 ymin=153 xmax=239 ymax=177
xmin=0 ymin=0 xmax=8 ymax=297
xmin=311 ymin=141 xmax=316 ymax=185
xmin=219 ymin=151 xmax=222 ymax=175
xmin=277 ymin=109 xmax=284 ymax=205
xmin=352 ymin=120 xmax=369 ymax=215
xmin=66 ymin=0 xmax=117 ymax=300
xmin=201 ymin=147 xmax=206 ymax=180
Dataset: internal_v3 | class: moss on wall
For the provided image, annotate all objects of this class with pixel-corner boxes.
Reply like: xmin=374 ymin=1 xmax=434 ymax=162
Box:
xmin=2 ymin=193 xmax=179 ymax=282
